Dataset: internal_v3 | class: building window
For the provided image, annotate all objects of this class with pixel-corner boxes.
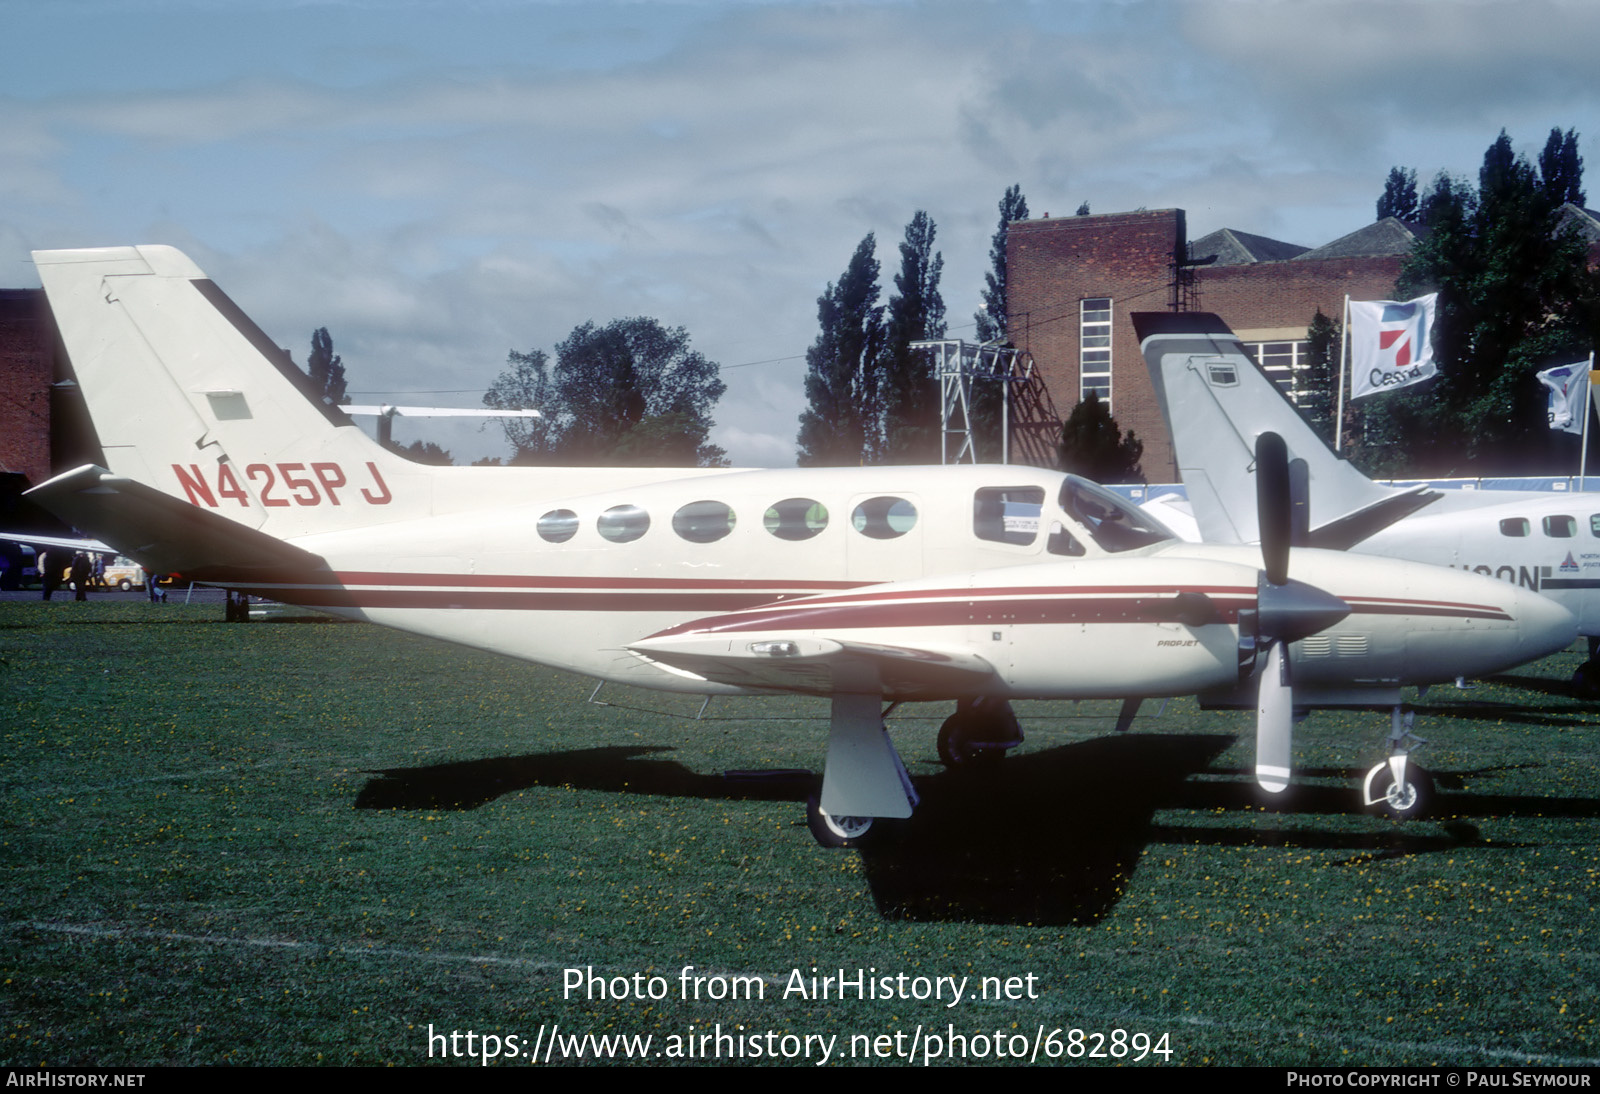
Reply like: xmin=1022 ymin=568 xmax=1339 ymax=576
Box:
xmin=1080 ymin=298 xmax=1112 ymax=408
xmin=1243 ymin=340 xmax=1311 ymax=400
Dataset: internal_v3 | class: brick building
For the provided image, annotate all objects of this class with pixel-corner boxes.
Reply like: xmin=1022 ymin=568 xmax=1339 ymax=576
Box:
xmin=1005 ymin=208 xmax=1412 ymax=482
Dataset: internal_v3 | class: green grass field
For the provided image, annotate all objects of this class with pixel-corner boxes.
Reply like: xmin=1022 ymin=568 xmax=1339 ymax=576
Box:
xmin=3 ymin=599 xmax=1598 ymax=1066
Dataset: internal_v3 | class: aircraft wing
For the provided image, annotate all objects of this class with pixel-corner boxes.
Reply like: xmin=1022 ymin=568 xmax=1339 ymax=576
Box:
xmin=0 ymin=530 xmax=115 ymax=554
xmin=627 ymin=633 xmax=997 ymax=698
xmin=25 ymin=465 xmax=325 ymax=580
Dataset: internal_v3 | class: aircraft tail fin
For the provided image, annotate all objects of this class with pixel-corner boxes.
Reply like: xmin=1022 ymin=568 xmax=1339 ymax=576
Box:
xmin=1132 ymin=312 xmax=1433 ymax=546
xmin=33 ymin=246 xmax=430 ymax=538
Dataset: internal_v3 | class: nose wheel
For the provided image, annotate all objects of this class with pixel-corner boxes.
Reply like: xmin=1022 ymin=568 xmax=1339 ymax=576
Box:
xmin=1362 ymin=707 xmax=1434 ymax=817
xmin=806 ymin=794 xmax=875 ymax=848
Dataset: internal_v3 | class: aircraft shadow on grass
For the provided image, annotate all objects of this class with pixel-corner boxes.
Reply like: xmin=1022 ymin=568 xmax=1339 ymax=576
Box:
xmin=354 ymin=734 xmax=1600 ymax=926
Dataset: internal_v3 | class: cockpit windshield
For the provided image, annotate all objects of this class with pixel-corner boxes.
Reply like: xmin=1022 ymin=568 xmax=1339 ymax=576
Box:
xmin=1058 ymin=476 xmax=1175 ymax=552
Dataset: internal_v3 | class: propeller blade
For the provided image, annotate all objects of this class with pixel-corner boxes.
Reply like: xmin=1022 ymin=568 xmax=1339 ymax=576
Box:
xmin=1255 ymin=640 xmax=1293 ymax=793
xmin=1256 ymin=431 xmax=1291 ymax=586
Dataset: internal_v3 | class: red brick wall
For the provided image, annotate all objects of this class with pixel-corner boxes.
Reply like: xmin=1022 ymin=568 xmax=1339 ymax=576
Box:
xmin=1197 ymin=255 xmax=1403 ymax=332
xmin=0 ymin=290 xmax=55 ymax=486
xmin=1006 ymin=210 xmax=1185 ymax=477
xmin=1007 ymin=210 xmax=1405 ymax=482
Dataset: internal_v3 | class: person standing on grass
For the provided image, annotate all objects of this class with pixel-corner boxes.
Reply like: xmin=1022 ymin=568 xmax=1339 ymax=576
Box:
xmin=70 ymin=553 xmax=90 ymax=602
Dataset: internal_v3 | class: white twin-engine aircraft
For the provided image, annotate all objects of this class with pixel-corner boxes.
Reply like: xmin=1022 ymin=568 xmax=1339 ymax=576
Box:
xmin=27 ymin=246 xmax=1576 ymax=846
xmin=1137 ymin=312 xmax=1600 ymax=692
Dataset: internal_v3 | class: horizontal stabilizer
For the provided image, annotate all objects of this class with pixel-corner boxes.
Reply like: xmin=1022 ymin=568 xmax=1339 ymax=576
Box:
xmin=26 ymin=465 xmax=325 ymax=581
xmin=628 ymin=633 xmax=996 ymax=697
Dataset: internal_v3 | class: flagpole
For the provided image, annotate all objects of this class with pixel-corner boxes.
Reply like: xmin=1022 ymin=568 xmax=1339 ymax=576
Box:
xmin=1585 ymin=351 xmax=1596 ymax=491
xmin=1334 ymin=295 xmax=1350 ymax=451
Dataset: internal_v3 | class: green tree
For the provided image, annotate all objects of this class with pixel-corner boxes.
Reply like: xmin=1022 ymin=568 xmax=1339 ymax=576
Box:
xmin=974 ymin=184 xmax=1028 ymax=343
xmin=1376 ymin=167 xmax=1419 ymax=221
xmin=483 ymin=348 xmax=559 ymax=458
xmin=1357 ymin=130 xmax=1594 ymax=475
xmin=306 ymin=327 xmax=348 ymax=406
xmin=396 ymin=439 xmax=453 ymax=465
xmin=1301 ymin=309 xmax=1340 ymax=445
xmin=971 ymin=185 xmax=1029 ymax=462
xmin=879 ymin=211 xmax=946 ymax=464
xmin=485 ymin=320 xmax=727 ymax=467
xmin=1540 ymin=126 xmax=1586 ymax=207
xmin=796 ymin=234 xmax=884 ymax=466
xmin=1058 ymin=391 xmax=1143 ymax=484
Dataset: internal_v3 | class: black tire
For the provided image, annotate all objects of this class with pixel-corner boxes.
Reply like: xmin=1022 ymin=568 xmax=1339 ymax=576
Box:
xmin=1573 ymin=662 xmax=1600 ymax=699
xmin=119 ymin=579 xmax=132 ymax=592
xmin=1366 ymin=764 xmax=1435 ymax=819
xmin=805 ymin=794 xmax=874 ymax=848
xmin=936 ymin=710 xmax=1007 ymax=768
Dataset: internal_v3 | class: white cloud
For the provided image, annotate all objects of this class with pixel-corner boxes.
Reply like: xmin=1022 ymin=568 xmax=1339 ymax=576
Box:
xmin=4 ymin=1 xmax=1599 ymax=464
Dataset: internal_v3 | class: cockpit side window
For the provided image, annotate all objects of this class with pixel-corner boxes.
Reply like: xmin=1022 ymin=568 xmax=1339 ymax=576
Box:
xmin=974 ymin=487 xmax=1045 ymax=546
xmin=1058 ymin=477 xmax=1174 ymax=552
xmin=1047 ymin=521 xmax=1086 ymax=556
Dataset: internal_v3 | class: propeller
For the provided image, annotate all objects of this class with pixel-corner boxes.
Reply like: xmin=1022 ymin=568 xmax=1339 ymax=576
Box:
xmin=1250 ymin=432 xmax=1351 ymax=793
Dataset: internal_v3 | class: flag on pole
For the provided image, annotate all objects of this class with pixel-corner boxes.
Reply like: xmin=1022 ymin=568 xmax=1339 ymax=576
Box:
xmin=1537 ymin=359 xmax=1593 ymax=434
xmin=1348 ymin=294 xmax=1437 ymax=399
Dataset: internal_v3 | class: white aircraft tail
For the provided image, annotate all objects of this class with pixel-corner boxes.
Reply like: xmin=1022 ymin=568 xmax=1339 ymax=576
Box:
xmin=34 ymin=246 xmax=435 ymax=538
xmin=1133 ymin=312 xmax=1438 ymax=547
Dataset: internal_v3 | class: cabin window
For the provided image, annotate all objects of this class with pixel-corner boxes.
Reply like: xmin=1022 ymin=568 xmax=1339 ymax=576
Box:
xmin=1499 ymin=518 xmax=1530 ymax=537
xmin=537 ymin=509 xmax=579 ymax=543
xmin=764 ymin=498 xmax=828 ymax=541
xmin=597 ymin=504 xmax=650 ymax=543
xmin=974 ymin=487 xmax=1045 ymax=546
xmin=1543 ymin=515 xmax=1577 ymax=538
xmin=1590 ymin=514 xmax=1600 ymax=537
xmin=1059 ymin=477 xmax=1173 ymax=552
xmin=672 ymin=500 xmax=736 ymax=543
xmin=852 ymin=496 xmax=918 ymax=540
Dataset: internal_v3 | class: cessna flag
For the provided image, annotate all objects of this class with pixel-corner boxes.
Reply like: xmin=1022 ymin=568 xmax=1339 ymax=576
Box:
xmin=1537 ymin=359 xmax=1593 ymax=434
xmin=1349 ymin=294 xmax=1437 ymax=399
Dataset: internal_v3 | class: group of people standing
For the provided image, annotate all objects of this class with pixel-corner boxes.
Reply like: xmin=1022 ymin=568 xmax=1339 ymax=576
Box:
xmin=36 ymin=550 xmax=164 ymax=602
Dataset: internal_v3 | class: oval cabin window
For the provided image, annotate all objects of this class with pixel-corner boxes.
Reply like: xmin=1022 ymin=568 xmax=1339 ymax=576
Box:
xmin=537 ymin=509 xmax=579 ymax=543
xmin=597 ymin=504 xmax=650 ymax=543
xmin=851 ymin=496 xmax=917 ymax=540
xmin=672 ymin=500 xmax=736 ymax=543
xmin=764 ymin=498 xmax=828 ymax=541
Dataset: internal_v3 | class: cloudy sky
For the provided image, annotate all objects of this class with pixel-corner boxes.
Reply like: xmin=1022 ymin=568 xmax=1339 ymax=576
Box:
xmin=5 ymin=0 xmax=1598 ymax=465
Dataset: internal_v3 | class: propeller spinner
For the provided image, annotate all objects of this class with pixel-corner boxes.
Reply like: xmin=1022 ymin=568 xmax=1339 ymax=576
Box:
xmin=1251 ymin=432 xmax=1351 ymax=793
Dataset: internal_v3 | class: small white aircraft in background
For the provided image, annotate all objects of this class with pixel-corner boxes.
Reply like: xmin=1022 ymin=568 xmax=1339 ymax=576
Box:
xmin=1137 ymin=311 xmax=1600 ymax=691
xmin=24 ymin=246 xmax=1576 ymax=845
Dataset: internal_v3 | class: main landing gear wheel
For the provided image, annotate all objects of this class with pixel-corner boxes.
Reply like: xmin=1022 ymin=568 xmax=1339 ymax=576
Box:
xmin=1572 ymin=662 xmax=1600 ymax=698
xmin=936 ymin=700 xmax=1021 ymax=768
xmin=806 ymin=794 xmax=875 ymax=848
xmin=1364 ymin=762 xmax=1435 ymax=818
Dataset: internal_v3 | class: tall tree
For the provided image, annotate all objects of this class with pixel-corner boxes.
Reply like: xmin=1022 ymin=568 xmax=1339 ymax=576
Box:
xmin=1356 ymin=130 xmax=1593 ymax=476
xmin=483 ymin=348 xmax=558 ymax=458
xmin=1539 ymin=126 xmax=1586 ymax=207
xmin=1058 ymin=392 xmax=1143 ymax=484
xmin=1376 ymin=167 xmax=1419 ymax=221
xmin=306 ymin=327 xmax=348 ymax=406
xmin=971 ymin=185 xmax=1029 ymax=462
xmin=974 ymin=184 xmax=1029 ymax=343
xmin=796 ymin=234 xmax=884 ymax=466
xmin=879 ymin=211 xmax=946 ymax=464
xmin=485 ymin=320 xmax=727 ymax=467
xmin=1301 ymin=309 xmax=1340 ymax=445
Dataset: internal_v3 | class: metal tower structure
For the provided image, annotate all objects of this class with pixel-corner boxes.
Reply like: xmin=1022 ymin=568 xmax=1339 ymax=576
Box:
xmin=909 ymin=339 xmax=1036 ymax=465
